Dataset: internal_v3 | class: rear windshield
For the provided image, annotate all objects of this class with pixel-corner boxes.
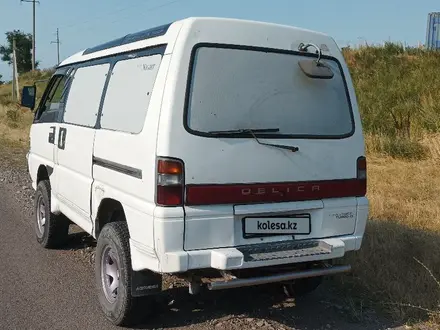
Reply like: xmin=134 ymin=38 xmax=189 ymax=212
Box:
xmin=185 ymin=45 xmax=354 ymax=138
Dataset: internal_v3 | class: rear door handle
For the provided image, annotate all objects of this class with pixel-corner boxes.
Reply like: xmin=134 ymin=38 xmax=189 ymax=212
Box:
xmin=48 ymin=126 xmax=56 ymax=144
xmin=58 ymin=127 xmax=67 ymax=150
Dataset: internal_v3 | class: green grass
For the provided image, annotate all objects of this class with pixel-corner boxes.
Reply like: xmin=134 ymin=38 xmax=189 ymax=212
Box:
xmin=365 ymin=134 xmax=428 ymax=160
xmin=343 ymin=42 xmax=440 ymax=140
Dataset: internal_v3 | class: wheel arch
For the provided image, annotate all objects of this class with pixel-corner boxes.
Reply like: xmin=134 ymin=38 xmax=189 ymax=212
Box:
xmin=37 ymin=164 xmax=54 ymax=185
xmin=35 ymin=164 xmax=61 ymax=214
xmin=94 ymin=198 xmax=127 ymax=238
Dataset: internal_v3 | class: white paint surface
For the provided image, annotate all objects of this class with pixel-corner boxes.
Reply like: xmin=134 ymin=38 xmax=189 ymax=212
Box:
xmin=55 ymin=125 xmax=96 ymax=223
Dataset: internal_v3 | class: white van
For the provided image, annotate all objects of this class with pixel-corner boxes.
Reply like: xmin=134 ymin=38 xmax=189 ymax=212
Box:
xmin=20 ymin=17 xmax=369 ymax=326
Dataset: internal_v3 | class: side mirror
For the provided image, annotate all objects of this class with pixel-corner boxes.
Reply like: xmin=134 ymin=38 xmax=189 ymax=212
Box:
xmin=21 ymin=85 xmax=36 ymax=110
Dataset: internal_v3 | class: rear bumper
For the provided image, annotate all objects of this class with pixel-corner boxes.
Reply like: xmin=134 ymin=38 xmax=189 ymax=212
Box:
xmin=207 ymin=264 xmax=352 ymax=290
xmin=131 ymin=235 xmax=362 ymax=273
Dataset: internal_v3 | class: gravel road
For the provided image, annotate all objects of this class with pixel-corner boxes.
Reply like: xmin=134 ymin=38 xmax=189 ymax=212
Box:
xmin=0 ymin=148 xmax=405 ymax=330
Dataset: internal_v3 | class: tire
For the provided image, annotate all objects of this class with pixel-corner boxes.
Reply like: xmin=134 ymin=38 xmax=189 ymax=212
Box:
xmin=34 ymin=180 xmax=69 ymax=248
xmin=282 ymin=276 xmax=323 ymax=297
xmin=95 ymin=220 xmax=151 ymax=326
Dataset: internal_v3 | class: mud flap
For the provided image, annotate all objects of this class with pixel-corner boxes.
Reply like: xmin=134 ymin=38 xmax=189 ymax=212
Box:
xmin=131 ymin=269 xmax=162 ymax=297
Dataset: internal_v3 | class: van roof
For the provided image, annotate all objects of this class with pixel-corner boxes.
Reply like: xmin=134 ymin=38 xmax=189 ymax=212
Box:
xmin=59 ymin=17 xmax=331 ymax=67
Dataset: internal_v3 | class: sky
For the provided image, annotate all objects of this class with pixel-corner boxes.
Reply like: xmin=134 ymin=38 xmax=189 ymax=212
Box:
xmin=0 ymin=0 xmax=438 ymax=80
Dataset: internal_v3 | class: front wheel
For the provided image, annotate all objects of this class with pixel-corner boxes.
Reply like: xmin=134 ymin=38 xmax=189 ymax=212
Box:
xmin=95 ymin=221 xmax=152 ymax=326
xmin=34 ymin=180 xmax=69 ymax=248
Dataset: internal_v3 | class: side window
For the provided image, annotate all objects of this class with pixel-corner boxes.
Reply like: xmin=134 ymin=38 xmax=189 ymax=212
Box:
xmin=100 ymin=54 xmax=162 ymax=133
xmin=63 ymin=63 xmax=110 ymax=127
xmin=35 ymin=71 xmax=72 ymax=123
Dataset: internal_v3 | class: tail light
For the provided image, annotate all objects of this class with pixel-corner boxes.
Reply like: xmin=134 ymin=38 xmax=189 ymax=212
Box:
xmin=156 ymin=158 xmax=184 ymax=206
xmin=357 ymin=156 xmax=367 ymax=196
xmin=357 ymin=156 xmax=367 ymax=180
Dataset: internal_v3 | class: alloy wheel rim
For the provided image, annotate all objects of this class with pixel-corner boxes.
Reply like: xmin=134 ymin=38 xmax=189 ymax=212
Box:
xmin=101 ymin=245 xmax=120 ymax=304
xmin=36 ymin=195 xmax=46 ymax=238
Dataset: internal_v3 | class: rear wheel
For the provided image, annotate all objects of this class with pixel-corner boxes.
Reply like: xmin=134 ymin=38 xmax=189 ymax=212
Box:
xmin=95 ymin=220 xmax=153 ymax=326
xmin=34 ymin=180 xmax=69 ymax=248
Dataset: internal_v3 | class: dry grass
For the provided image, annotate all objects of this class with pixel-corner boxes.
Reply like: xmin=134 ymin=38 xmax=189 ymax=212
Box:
xmin=0 ymin=69 xmax=53 ymax=98
xmin=0 ymin=69 xmax=52 ymax=150
xmin=340 ymin=136 xmax=440 ymax=322
xmin=0 ymin=103 xmax=33 ymax=149
xmin=365 ymin=134 xmax=428 ymax=160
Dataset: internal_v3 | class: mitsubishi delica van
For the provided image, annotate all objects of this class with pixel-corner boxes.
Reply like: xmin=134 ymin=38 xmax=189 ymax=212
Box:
xmin=20 ymin=17 xmax=369 ymax=326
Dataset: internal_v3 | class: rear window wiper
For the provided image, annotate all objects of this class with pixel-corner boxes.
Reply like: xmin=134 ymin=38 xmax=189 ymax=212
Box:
xmin=209 ymin=128 xmax=280 ymax=134
xmin=208 ymin=128 xmax=299 ymax=152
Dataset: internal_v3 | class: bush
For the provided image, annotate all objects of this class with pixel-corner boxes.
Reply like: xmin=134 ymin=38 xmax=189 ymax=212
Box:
xmin=5 ymin=108 xmax=22 ymax=129
xmin=366 ymin=135 xmax=428 ymax=160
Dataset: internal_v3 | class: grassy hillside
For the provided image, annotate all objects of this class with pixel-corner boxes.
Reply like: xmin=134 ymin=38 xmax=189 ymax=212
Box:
xmin=1 ymin=44 xmax=440 ymax=324
xmin=0 ymin=69 xmax=53 ymax=148
xmin=344 ymin=42 xmax=440 ymax=160
xmin=345 ymin=43 xmax=440 ymax=136
xmin=0 ymin=69 xmax=54 ymax=101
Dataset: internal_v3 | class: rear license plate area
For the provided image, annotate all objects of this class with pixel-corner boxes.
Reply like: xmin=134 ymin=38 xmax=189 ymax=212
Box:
xmin=242 ymin=214 xmax=311 ymax=239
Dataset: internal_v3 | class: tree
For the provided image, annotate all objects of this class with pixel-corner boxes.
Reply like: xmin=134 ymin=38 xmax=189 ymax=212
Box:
xmin=0 ymin=30 xmax=39 ymax=74
xmin=0 ymin=74 xmax=4 ymax=85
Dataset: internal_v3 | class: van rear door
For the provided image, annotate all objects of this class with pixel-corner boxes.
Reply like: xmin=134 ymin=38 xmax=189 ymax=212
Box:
xmin=170 ymin=44 xmax=366 ymax=251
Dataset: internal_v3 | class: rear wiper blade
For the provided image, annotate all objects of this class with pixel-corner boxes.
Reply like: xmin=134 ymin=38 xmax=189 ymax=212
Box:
xmin=208 ymin=128 xmax=299 ymax=153
xmin=209 ymin=128 xmax=280 ymax=134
